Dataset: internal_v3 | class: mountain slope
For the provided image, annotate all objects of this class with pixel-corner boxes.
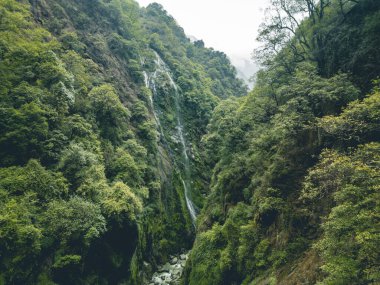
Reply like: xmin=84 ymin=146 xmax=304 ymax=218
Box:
xmin=183 ymin=1 xmax=380 ymax=284
xmin=1 ymin=0 xmax=379 ymax=284
xmin=0 ymin=0 xmax=246 ymax=284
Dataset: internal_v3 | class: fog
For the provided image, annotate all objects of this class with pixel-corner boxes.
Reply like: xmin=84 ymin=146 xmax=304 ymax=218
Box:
xmin=136 ymin=0 xmax=271 ymax=85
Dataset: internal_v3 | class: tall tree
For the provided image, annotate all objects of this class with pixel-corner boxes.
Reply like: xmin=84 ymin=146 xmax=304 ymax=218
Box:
xmin=254 ymin=0 xmax=359 ymax=72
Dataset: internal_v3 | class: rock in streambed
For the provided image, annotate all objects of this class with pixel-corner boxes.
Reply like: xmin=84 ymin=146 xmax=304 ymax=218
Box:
xmin=146 ymin=253 xmax=189 ymax=285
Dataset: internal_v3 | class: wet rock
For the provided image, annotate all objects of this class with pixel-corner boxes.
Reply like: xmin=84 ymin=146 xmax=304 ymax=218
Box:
xmin=179 ymin=254 xmax=187 ymax=260
xmin=143 ymin=261 xmax=152 ymax=273
xmin=146 ymin=252 xmax=190 ymax=285
xmin=172 ymin=268 xmax=181 ymax=276
xmin=152 ymin=276 xmax=163 ymax=284
xmin=158 ymin=263 xmax=171 ymax=273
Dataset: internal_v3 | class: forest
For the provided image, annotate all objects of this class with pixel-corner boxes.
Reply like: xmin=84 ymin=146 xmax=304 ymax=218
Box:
xmin=0 ymin=0 xmax=379 ymax=284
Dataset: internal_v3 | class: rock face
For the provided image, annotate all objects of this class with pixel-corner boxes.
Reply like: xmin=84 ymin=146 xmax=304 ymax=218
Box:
xmin=146 ymin=253 xmax=189 ymax=285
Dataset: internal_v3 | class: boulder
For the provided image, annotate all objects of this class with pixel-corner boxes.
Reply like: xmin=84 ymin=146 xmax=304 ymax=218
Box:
xmin=179 ymin=254 xmax=187 ymax=260
xmin=172 ymin=268 xmax=182 ymax=277
xmin=152 ymin=276 xmax=163 ymax=285
xmin=158 ymin=263 xmax=171 ymax=273
xmin=159 ymin=272 xmax=171 ymax=281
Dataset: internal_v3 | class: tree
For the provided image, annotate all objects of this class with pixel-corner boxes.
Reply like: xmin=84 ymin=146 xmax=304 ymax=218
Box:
xmin=101 ymin=182 xmax=142 ymax=225
xmin=43 ymin=196 xmax=106 ymax=246
xmin=303 ymin=144 xmax=380 ymax=284
xmin=0 ymin=195 xmax=42 ymax=284
xmin=58 ymin=143 xmax=107 ymax=200
xmin=320 ymin=91 xmax=380 ymax=147
xmin=0 ymin=102 xmax=48 ymax=166
xmin=88 ymin=84 xmax=130 ymax=144
xmin=255 ymin=0 xmax=310 ymax=66
xmin=254 ymin=0 xmax=360 ymax=72
xmin=0 ymin=160 xmax=68 ymax=202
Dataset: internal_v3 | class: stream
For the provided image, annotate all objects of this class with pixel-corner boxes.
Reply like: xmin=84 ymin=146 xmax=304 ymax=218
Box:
xmin=142 ymin=51 xmax=197 ymax=284
xmin=146 ymin=252 xmax=189 ymax=285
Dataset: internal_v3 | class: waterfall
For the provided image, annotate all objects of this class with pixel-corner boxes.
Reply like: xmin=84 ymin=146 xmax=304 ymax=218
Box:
xmin=143 ymin=70 xmax=165 ymax=140
xmin=143 ymin=51 xmax=198 ymax=226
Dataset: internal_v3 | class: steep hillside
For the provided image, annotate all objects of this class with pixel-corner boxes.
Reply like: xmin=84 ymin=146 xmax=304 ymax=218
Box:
xmin=1 ymin=0 xmax=379 ymax=284
xmin=0 ymin=0 xmax=245 ymax=284
xmin=184 ymin=0 xmax=380 ymax=284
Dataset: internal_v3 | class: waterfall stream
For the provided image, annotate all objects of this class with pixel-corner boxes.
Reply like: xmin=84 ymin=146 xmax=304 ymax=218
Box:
xmin=143 ymin=52 xmax=198 ymax=225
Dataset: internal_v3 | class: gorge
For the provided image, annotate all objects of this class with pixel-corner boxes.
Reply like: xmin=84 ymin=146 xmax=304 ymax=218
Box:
xmin=0 ymin=0 xmax=379 ymax=285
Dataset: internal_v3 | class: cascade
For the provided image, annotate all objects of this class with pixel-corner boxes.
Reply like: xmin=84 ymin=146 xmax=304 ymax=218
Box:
xmin=143 ymin=70 xmax=165 ymax=139
xmin=143 ymin=51 xmax=198 ymax=226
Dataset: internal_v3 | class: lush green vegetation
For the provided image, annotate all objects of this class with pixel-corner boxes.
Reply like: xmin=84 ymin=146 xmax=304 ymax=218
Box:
xmin=1 ymin=0 xmax=379 ymax=284
xmin=184 ymin=0 xmax=380 ymax=284
xmin=0 ymin=0 xmax=245 ymax=283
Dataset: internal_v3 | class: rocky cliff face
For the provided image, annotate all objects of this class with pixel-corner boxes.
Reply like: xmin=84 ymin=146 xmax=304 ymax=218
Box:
xmin=0 ymin=0 xmax=245 ymax=284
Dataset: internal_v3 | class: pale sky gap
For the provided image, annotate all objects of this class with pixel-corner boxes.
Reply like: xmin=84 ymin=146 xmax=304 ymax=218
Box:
xmin=136 ymin=0 xmax=271 ymax=83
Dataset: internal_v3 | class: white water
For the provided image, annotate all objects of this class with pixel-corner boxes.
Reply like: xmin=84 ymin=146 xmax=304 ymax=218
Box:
xmin=143 ymin=70 xmax=166 ymax=140
xmin=144 ymin=52 xmax=198 ymax=226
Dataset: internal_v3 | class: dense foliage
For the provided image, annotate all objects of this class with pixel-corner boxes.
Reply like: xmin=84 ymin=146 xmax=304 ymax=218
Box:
xmin=184 ymin=0 xmax=380 ymax=284
xmin=0 ymin=0 xmax=245 ymax=283
xmin=1 ymin=0 xmax=379 ymax=284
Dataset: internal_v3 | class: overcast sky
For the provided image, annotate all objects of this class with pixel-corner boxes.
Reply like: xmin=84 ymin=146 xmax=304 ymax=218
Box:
xmin=136 ymin=0 xmax=271 ymax=81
